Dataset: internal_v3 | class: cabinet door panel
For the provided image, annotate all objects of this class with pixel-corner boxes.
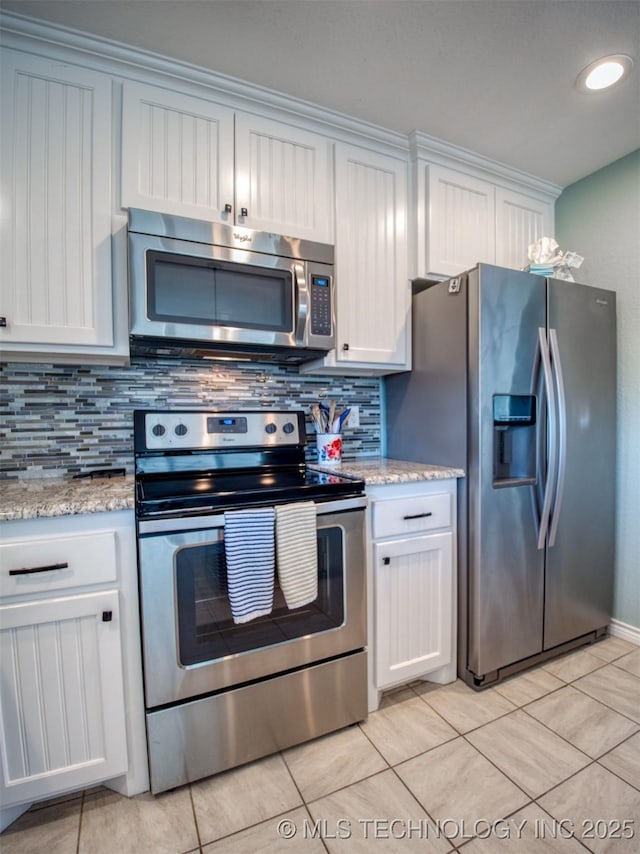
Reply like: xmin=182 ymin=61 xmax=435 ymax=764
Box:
xmin=334 ymin=145 xmax=408 ymax=366
xmin=427 ymin=165 xmax=495 ymax=276
xmin=495 ymin=187 xmax=554 ymax=271
xmin=0 ymin=592 xmax=127 ymax=807
xmin=235 ymin=113 xmax=333 ymax=242
xmin=374 ymin=532 xmax=452 ymax=688
xmin=121 ymin=81 xmax=235 ymax=221
xmin=0 ymin=51 xmax=113 ymax=347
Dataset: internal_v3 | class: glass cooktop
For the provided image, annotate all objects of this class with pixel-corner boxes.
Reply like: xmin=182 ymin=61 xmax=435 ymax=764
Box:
xmin=136 ymin=467 xmax=364 ymax=517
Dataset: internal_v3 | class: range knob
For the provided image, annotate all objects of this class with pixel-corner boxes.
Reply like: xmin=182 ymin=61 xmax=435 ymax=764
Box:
xmin=151 ymin=423 xmax=166 ymax=437
xmin=174 ymin=423 xmax=188 ymax=436
xmin=265 ymin=423 xmax=277 ymax=434
xmin=282 ymin=422 xmax=295 ymax=435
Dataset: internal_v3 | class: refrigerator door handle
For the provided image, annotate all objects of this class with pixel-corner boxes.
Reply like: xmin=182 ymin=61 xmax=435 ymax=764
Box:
xmin=548 ymin=328 xmax=567 ymax=547
xmin=537 ymin=327 xmax=557 ymax=550
xmin=529 ymin=334 xmax=543 ymax=540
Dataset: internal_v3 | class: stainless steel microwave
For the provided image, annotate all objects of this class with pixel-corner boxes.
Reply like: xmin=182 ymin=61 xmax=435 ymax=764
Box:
xmin=128 ymin=209 xmax=335 ymax=363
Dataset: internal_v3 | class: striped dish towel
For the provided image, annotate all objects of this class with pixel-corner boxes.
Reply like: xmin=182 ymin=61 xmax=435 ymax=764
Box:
xmin=223 ymin=507 xmax=275 ymax=624
xmin=275 ymin=501 xmax=318 ymax=609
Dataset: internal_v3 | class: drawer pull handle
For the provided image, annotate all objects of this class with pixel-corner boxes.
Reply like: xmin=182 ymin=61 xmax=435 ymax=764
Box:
xmin=9 ymin=561 xmax=69 ymax=576
xmin=403 ymin=512 xmax=433 ymax=520
xmin=383 ymin=557 xmax=391 ymax=565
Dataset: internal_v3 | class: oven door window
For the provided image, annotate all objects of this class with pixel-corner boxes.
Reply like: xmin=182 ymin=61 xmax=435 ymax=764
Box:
xmin=146 ymin=250 xmax=294 ymax=333
xmin=176 ymin=526 xmax=344 ymax=665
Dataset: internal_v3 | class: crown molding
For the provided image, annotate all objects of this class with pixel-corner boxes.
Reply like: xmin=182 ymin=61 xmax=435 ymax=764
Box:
xmin=0 ymin=11 xmax=408 ymax=158
xmin=1 ymin=11 xmax=562 ymax=196
xmin=410 ymin=130 xmax=563 ymax=199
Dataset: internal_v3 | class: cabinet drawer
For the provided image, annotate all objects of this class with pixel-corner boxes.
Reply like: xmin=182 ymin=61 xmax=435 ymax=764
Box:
xmin=372 ymin=492 xmax=451 ymax=538
xmin=0 ymin=531 xmax=117 ymax=597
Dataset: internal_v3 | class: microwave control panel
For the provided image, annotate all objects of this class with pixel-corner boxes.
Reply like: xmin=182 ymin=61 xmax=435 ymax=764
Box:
xmin=310 ymin=275 xmax=333 ymax=336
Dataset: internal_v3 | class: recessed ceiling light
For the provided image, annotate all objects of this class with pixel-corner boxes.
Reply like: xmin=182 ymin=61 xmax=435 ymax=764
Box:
xmin=576 ymin=54 xmax=634 ymax=92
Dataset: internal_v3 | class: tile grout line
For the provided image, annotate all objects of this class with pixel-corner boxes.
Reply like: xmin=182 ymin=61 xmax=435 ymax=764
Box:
xmin=400 ymin=674 xmax=639 ymax=814
xmin=528 ymin=800 xmax=594 ymax=854
xmin=568 ymin=670 xmax=640 ymax=725
xmin=366 ymin=685 xmax=543 ymax=849
xmin=187 ymin=783 xmax=203 ymax=852
xmin=76 ymin=789 xmax=85 ymax=854
xmin=518 ymin=690 xmax=640 ymax=760
xmin=415 ymin=688 xmax=519 ymax=738
xmin=278 ymin=747 xmax=332 ymax=852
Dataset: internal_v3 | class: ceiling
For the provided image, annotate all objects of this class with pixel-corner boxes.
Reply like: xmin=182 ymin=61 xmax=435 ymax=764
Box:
xmin=3 ymin=0 xmax=639 ymax=187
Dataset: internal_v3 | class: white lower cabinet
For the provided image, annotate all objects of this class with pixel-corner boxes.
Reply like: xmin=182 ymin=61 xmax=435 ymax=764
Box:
xmin=0 ymin=512 xmax=147 ymax=819
xmin=374 ymin=531 xmax=453 ymax=687
xmin=0 ymin=591 xmax=127 ymax=805
xmin=367 ymin=480 xmax=457 ymax=711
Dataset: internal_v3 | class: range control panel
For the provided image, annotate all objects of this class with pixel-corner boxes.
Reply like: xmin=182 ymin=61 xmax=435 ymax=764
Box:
xmin=140 ymin=410 xmax=304 ymax=451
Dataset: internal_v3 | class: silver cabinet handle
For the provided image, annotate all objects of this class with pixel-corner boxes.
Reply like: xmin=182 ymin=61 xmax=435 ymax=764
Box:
xmin=9 ymin=561 xmax=69 ymax=576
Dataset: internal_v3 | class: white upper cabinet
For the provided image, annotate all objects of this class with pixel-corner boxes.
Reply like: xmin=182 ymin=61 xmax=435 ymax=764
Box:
xmin=495 ymin=186 xmax=554 ymax=271
xmin=0 ymin=50 xmax=118 ymax=359
xmin=121 ymin=82 xmax=333 ymax=243
xmin=420 ymin=164 xmax=496 ymax=278
xmin=234 ymin=113 xmax=333 ymax=242
xmin=303 ymin=143 xmax=410 ymax=375
xmin=121 ymin=82 xmax=235 ymax=221
xmin=410 ymin=132 xmax=560 ymax=281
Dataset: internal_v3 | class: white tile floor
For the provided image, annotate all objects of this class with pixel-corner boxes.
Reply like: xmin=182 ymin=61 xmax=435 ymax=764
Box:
xmin=2 ymin=637 xmax=639 ymax=854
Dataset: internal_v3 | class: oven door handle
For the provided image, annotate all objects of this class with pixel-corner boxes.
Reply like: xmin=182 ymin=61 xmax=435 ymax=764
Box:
xmin=137 ymin=495 xmax=367 ymax=535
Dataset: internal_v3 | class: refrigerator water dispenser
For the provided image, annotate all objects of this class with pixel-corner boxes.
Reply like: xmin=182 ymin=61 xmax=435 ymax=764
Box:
xmin=492 ymin=394 xmax=537 ymax=486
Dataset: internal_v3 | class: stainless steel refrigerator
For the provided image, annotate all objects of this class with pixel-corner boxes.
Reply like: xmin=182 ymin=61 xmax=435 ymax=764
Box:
xmin=385 ymin=263 xmax=616 ymax=688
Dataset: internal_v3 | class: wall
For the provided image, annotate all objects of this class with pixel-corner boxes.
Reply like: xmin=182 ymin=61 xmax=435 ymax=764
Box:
xmin=555 ymin=149 xmax=640 ymax=630
xmin=0 ymin=358 xmax=381 ymax=478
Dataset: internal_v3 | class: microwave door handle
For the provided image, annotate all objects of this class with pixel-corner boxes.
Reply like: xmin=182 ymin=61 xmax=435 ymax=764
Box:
xmin=293 ymin=263 xmax=308 ymax=344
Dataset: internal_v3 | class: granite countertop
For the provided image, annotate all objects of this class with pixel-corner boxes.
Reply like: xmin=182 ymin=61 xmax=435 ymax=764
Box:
xmin=0 ymin=475 xmax=136 ymax=522
xmin=311 ymin=458 xmax=465 ymax=485
xmin=0 ymin=459 xmax=464 ymax=522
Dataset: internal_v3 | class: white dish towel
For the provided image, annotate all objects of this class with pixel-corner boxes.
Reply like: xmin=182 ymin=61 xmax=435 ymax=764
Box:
xmin=224 ymin=507 xmax=275 ymax=624
xmin=275 ymin=501 xmax=318 ymax=609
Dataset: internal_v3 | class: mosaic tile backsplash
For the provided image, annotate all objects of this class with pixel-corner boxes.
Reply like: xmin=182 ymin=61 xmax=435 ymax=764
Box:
xmin=0 ymin=358 xmax=382 ymax=479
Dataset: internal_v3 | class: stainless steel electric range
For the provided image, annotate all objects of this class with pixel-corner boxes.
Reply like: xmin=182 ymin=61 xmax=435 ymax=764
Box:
xmin=133 ymin=409 xmax=367 ymax=793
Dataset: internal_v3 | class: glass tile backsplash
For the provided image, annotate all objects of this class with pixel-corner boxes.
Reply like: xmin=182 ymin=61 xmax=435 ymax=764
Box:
xmin=0 ymin=358 xmax=382 ymax=479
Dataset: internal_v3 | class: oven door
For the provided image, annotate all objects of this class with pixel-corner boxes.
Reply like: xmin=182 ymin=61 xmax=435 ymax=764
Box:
xmin=137 ymin=496 xmax=366 ymax=709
